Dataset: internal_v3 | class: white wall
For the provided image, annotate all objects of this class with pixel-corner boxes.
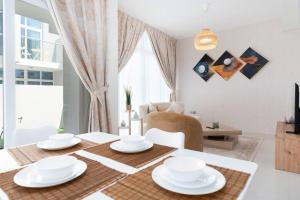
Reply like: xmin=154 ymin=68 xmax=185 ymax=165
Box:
xmin=0 ymin=85 xmax=63 ymax=130
xmin=177 ymin=20 xmax=300 ymax=134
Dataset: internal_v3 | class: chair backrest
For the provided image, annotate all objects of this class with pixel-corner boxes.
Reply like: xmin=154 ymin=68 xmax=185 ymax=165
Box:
xmin=145 ymin=128 xmax=185 ymax=149
xmin=11 ymin=125 xmax=57 ymax=147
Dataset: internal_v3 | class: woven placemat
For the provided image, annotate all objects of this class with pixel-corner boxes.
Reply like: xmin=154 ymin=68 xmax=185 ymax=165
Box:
xmin=85 ymin=142 xmax=176 ymax=168
xmin=8 ymin=139 xmax=98 ymax=166
xmin=103 ymin=159 xmax=250 ymax=200
xmin=0 ymin=154 xmax=126 ymax=200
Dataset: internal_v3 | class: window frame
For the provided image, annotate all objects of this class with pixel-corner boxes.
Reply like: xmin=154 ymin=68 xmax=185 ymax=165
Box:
xmin=20 ymin=16 xmax=42 ymax=61
xmin=26 ymin=70 xmax=54 ymax=85
xmin=0 ymin=69 xmax=54 ymax=86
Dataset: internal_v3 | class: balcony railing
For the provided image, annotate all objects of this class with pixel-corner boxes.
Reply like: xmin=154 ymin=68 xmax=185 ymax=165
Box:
xmin=19 ymin=38 xmax=63 ymax=65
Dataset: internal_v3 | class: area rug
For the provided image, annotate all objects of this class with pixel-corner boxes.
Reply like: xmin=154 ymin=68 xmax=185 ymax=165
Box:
xmin=204 ymin=135 xmax=263 ymax=161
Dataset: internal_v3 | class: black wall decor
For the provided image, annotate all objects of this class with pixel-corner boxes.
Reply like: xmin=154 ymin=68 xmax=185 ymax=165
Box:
xmin=193 ymin=54 xmax=215 ymax=82
xmin=240 ymin=47 xmax=269 ymax=79
xmin=193 ymin=48 xmax=269 ymax=82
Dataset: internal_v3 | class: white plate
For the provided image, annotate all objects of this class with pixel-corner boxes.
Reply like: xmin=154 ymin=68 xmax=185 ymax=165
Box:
xmin=163 ymin=166 xmax=217 ymax=189
xmin=14 ymin=160 xmax=87 ymax=188
xmin=110 ymin=140 xmax=153 ymax=153
xmin=37 ymin=138 xmax=81 ymax=150
xmin=152 ymin=165 xmax=226 ymax=195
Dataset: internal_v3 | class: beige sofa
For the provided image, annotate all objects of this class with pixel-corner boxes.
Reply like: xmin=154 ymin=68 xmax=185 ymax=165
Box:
xmin=139 ymin=102 xmax=184 ymax=120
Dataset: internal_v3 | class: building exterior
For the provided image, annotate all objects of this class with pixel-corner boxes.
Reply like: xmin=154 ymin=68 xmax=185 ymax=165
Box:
xmin=0 ymin=13 xmax=63 ymax=86
xmin=0 ymin=11 xmax=64 ymax=130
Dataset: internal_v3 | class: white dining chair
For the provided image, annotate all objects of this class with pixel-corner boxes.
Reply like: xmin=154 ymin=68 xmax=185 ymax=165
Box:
xmin=11 ymin=125 xmax=57 ymax=147
xmin=145 ymin=128 xmax=185 ymax=148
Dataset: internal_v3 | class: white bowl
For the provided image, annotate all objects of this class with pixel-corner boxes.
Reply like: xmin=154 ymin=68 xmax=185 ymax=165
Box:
xmin=164 ymin=156 xmax=206 ymax=183
xmin=33 ymin=155 xmax=77 ymax=180
xmin=48 ymin=133 xmax=74 ymax=145
xmin=120 ymin=135 xmax=145 ymax=147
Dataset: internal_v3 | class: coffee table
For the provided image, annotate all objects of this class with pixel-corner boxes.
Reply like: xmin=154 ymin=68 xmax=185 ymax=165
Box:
xmin=203 ymin=123 xmax=242 ymax=150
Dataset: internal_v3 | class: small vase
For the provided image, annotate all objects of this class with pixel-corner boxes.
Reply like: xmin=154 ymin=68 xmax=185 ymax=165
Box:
xmin=120 ymin=120 xmax=126 ymax=127
xmin=212 ymin=122 xmax=219 ymax=129
xmin=126 ymin=105 xmax=132 ymax=111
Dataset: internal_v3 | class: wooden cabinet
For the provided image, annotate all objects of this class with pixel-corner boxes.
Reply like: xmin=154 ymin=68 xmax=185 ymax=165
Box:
xmin=275 ymin=122 xmax=300 ymax=173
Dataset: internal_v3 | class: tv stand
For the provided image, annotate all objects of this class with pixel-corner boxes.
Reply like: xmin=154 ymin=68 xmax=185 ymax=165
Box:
xmin=276 ymin=122 xmax=300 ymax=173
xmin=286 ymin=131 xmax=300 ymax=134
xmin=286 ymin=122 xmax=300 ymax=134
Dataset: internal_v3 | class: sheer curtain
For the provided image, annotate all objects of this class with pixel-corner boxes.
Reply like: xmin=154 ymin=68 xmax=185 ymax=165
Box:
xmin=119 ymin=32 xmax=170 ymax=123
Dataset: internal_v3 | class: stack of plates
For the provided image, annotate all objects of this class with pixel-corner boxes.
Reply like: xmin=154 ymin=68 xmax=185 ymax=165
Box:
xmin=110 ymin=136 xmax=153 ymax=153
xmin=14 ymin=155 xmax=87 ymax=188
xmin=37 ymin=133 xmax=81 ymax=150
xmin=152 ymin=157 xmax=226 ymax=195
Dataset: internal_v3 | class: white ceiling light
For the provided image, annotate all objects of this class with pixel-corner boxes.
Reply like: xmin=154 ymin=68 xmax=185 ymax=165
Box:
xmin=194 ymin=3 xmax=218 ymax=51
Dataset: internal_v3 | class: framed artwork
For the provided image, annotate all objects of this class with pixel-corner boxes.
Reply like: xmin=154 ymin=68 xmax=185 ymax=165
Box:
xmin=211 ymin=51 xmax=244 ymax=80
xmin=193 ymin=54 xmax=215 ymax=82
xmin=240 ymin=47 xmax=269 ymax=79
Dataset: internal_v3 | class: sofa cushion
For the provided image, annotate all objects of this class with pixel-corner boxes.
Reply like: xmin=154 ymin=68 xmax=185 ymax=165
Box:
xmin=166 ymin=102 xmax=184 ymax=114
xmin=148 ymin=103 xmax=158 ymax=113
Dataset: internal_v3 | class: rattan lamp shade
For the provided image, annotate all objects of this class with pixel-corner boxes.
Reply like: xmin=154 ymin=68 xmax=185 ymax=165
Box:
xmin=194 ymin=28 xmax=218 ymax=51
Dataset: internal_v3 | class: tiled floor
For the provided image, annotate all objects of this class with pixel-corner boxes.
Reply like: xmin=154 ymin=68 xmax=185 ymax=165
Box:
xmin=244 ymin=133 xmax=300 ymax=200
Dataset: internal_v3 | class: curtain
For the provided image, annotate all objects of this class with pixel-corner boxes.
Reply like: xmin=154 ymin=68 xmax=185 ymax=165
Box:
xmin=146 ymin=27 xmax=177 ymax=101
xmin=118 ymin=11 xmax=145 ymax=72
xmin=118 ymin=33 xmax=170 ymax=125
xmin=46 ymin=0 xmax=111 ymax=132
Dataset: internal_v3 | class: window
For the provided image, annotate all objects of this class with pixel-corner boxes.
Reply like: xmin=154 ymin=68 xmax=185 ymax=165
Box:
xmin=16 ymin=69 xmax=24 ymax=78
xmin=28 ymin=70 xmax=40 ymax=79
xmin=41 ymin=82 xmax=53 ymax=86
xmin=26 ymin=17 xmax=42 ymax=29
xmin=0 ymin=69 xmax=54 ymax=85
xmin=20 ymin=16 xmax=42 ymax=60
xmin=1 ymin=1 xmax=65 ymax=149
xmin=0 ymin=69 xmax=55 ymax=85
xmin=28 ymin=81 xmax=40 ymax=85
xmin=118 ymin=32 xmax=170 ymax=125
xmin=16 ymin=81 xmax=24 ymax=85
xmin=26 ymin=70 xmax=54 ymax=85
xmin=42 ymin=72 xmax=53 ymax=80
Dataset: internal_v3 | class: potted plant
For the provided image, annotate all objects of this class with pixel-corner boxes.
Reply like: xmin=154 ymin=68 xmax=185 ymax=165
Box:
xmin=124 ymin=86 xmax=132 ymax=111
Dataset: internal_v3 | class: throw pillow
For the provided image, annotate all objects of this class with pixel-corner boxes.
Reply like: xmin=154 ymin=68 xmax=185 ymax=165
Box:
xmin=148 ymin=103 xmax=158 ymax=113
xmin=166 ymin=102 xmax=184 ymax=113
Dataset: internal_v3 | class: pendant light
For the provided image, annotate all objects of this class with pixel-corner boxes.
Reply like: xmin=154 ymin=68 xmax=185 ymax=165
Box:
xmin=194 ymin=3 xmax=218 ymax=51
xmin=194 ymin=29 xmax=218 ymax=50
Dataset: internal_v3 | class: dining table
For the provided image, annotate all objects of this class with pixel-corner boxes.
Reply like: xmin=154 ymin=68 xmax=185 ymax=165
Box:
xmin=0 ymin=132 xmax=258 ymax=200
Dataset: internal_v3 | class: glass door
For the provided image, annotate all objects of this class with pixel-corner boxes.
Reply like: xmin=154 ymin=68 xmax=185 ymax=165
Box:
xmin=15 ymin=13 xmax=63 ymax=130
xmin=14 ymin=0 xmax=64 ymax=146
xmin=1 ymin=0 xmax=64 ymax=148
xmin=1 ymin=0 xmax=88 ymax=148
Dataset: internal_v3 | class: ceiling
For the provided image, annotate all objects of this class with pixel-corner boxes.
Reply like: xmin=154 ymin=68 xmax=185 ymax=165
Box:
xmin=118 ymin=0 xmax=283 ymax=39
